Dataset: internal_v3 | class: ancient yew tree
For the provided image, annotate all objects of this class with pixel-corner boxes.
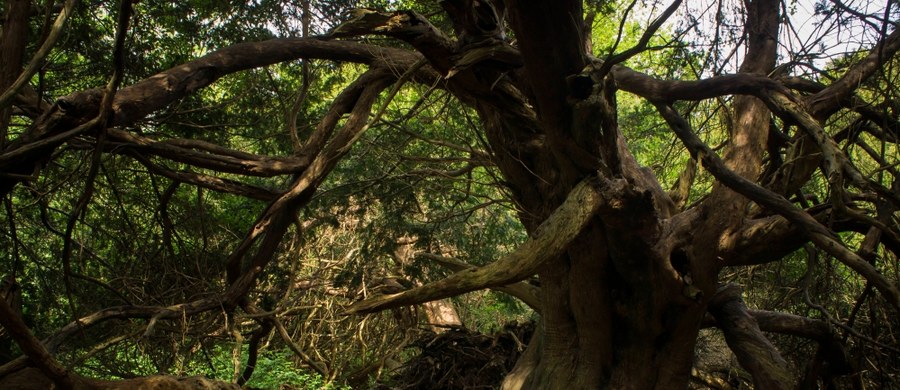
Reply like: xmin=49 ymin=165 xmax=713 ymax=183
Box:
xmin=1 ymin=0 xmax=899 ymax=388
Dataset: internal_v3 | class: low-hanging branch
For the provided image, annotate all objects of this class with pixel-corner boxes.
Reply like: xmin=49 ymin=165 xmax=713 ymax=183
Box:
xmin=344 ymin=176 xmax=608 ymax=315
xmin=419 ymin=253 xmax=542 ymax=313
xmin=107 ymin=129 xmax=310 ymax=177
xmin=132 ymin=154 xmax=279 ymax=201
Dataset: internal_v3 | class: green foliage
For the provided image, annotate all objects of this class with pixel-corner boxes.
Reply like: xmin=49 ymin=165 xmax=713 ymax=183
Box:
xmin=457 ymin=291 xmax=535 ymax=334
xmin=199 ymin=346 xmax=348 ymax=390
xmin=245 ymin=350 xmax=349 ymax=390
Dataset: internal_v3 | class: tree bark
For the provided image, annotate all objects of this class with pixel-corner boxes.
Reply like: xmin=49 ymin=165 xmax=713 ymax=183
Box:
xmin=709 ymin=285 xmax=793 ymax=390
xmin=492 ymin=1 xmax=706 ymax=387
xmin=0 ymin=0 xmax=30 ymax=146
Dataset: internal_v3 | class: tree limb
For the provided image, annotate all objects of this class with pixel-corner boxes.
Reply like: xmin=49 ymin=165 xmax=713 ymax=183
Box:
xmin=344 ymin=176 xmax=607 ymax=314
xmin=807 ymin=26 xmax=900 ymax=119
xmin=0 ymin=296 xmax=79 ymax=389
xmin=419 ymin=252 xmax=542 ymax=313
xmin=709 ymin=284 xmax=793 ymax=390
xmin=0 ymin=38 xmax=425 ymax=196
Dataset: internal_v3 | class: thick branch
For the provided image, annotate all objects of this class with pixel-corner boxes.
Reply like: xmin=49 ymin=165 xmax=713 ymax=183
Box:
xmin=709 ymin=284 xmax=793 ymax=390
xmin=748 ymin=310 xmax=831 ymax=340
xmin=330 ymin=10 xmax=457 ymax=74
xmin=329 ymin=7 xmax=522 ymax=102
xmin=131 ymin=154 xmax=279 ymax=201
xmin=0 ymin=38 xmax=423 ymax=196
xmin=419 ymin=253 xmax=542 ymax=312
xmin=225 ymin=68 xmax=395 ymax=290
xmin=344 ymin=176 xmax=606 ymax=314
xmin=762 ymin=90 xmax=900 ymax=207
xmin=106 ymin=129 xmax=310 ymax=177
xmin=109 ymin=39 xmax=418 ymax=126
xmin=0 ymin=296 xmax=80 ymax=389
xmin=613 ymin=66 xmax=789 ymax=102
xmin=807 ymin=27 xmax=900 ymax=118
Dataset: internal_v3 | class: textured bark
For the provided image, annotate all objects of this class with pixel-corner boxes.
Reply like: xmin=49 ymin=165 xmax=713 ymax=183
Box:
xmin=420 ymin=253 xmax=542 ymax=312
xmin=493 ymin=1 xmax=703 ymax=387
xmin=505 ymin=0 xmax=585 ymax=137
xmin=329 ymin=1 xmax=788 ymax=388
xmin=709 ymin=285 xmax=793 ymax=390
xmin=345 ymin=177 xmax=607 ymax=314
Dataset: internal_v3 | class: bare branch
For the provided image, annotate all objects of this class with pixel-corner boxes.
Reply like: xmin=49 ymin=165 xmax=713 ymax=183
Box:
xmin=613 ymin=66 xmax=790 ymax=102
xmin=596 ymin=0 xmax=683 ymax=78
xmin=807 ymin=24 xmax=900 ymax=118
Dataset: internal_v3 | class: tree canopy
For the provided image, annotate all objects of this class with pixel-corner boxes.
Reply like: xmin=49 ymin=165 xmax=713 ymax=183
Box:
xmin=1 ymin=0 xmax=899 ymax=389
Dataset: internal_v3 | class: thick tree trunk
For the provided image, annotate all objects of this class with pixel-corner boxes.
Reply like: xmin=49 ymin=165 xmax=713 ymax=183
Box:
xmin=497 ymin=0 xmax=781 ymax=387
xmin=489 ymin=1 xmax=709 ymax=387
xmin=479 ymin=66 xmax=706 ymax=388
xmin=501 ymin=220 xmax=705 ymax=389
xmin=2 ymin=0 xmax=897 ymax=387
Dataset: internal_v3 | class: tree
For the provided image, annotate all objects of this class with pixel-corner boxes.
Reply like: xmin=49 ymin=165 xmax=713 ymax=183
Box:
xmin=0 ymin=0 xmax=898 ymax=388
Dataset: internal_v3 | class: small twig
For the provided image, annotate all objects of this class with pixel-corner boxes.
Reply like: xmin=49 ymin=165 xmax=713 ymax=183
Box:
xmin=596 ymin=0 xmax=683 ymax=78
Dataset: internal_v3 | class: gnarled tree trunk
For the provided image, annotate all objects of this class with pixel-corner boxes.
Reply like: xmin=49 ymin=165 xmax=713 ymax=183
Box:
xmin=341 ymin=0 xmax=795 ymax=388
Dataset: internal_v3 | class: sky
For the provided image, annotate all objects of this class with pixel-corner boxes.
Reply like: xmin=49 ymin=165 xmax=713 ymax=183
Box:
xmin=635 ymin=0 xmax=898 ymax=76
